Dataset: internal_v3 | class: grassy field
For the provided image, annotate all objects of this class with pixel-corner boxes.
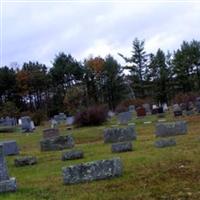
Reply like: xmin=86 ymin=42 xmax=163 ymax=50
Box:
xmin=0 ymin=113 xmax=199 ymax=200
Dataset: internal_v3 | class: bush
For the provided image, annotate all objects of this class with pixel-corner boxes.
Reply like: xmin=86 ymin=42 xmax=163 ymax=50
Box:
xmin=74 ymin=105 xmax=108 ymax=127
xmin=173 ymin=92 xmax=200 ymax=104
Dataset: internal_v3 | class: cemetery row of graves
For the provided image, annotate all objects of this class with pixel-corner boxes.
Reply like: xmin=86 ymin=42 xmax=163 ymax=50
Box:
xmin=0 ymin=101 xmax=200 ymax=199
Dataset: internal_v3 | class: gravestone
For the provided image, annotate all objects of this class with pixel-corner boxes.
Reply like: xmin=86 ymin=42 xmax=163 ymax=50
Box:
xmin=136 ymin=107 xmax=146 ymax=117
xmin=51 ymin=119 xmax=58 ymax=128
xmin=163 ymin=103 xmax=168 ymax=112
xmin=104 ymin=126 xmax=137 ymax=143
xmin=54 ymin=113 xmax=67 ymax=124
xmin=62 ymin=157 xmax=122 ymax=184
xmin=14 ymin=156 xmax=37 ymax=167
xmin=154 ymin=138 xmax=176 ymax=148
xmin=128 ymin=105 xmax=135 ymax=113
xmin=0 ymin=141 xmax=19 ymax=156
xmin=43 ymin=128 xmax=59 ymax=139
xmin=173 ymin=104 xmax=182 ymax=117
xmin=21 ymin=116 xmax=33 ymax=132
xmin=155 ymin=121 xmax=187 ymax=137
xmin=152 ymin=104 xmax=158 ymax=114
xmin=111 ymin=142 xmax=132 ymax=153
xmin=195 ymin=97 xmax=200 ymax=113
xmin=108 ymin=111 xmax=115 ymax=118
xmin=117 ymin=111 xmax=132 ymax=124
xmin=66 ymin=116 xmax=75 ymax=126
xmin=62 ymin=150 xmax=84 ymax=161
xmin=40 ymin=135 xmax=74 ymax=151
xmin=0 ymin=145 xmax=17 ymax=193
xmin=143 ymin=103 xmax=151 ymax=113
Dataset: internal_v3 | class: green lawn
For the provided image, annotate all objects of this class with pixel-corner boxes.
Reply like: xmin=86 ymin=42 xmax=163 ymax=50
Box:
xmin=0 ymin=113 xmax=200 ymax=200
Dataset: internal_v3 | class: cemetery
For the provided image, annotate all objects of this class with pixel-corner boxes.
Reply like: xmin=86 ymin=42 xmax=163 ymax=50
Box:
xmin=0 ymin=107 xmax=199 ymax=200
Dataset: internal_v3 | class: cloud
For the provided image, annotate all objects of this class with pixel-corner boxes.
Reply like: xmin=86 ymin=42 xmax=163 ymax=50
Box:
xmin=1 ymin=1 xmax=200 ymax=67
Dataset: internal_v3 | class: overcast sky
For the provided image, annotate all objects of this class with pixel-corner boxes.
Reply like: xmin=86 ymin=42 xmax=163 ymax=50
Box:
xmin=1 ymin=0 xmax=200 ymax=68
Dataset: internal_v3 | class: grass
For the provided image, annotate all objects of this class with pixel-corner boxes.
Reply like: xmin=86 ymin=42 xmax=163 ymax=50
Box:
xmin=0 ymin=112 xmax=200 ymax=200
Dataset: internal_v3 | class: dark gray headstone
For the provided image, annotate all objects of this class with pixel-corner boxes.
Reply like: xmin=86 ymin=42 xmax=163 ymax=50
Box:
xmin=111 ymin=142 xmax=132 ymax=153
xmin=155 ymin=121 xmax=187 ymax=137
xmin=104 ymin=126 xmax=137 ymax=143
xmin=0 ymin=145 xmax=17 ymax=193
xmin=62 ymin=157 xmax=122 ymax=184
xmin=40 ymin=135 xmax=74 ymax=151
xmin=117 ymin=111 xmax=132 ymax=124
xmin=62 ymin=150 xmax=84 ymax=161
xmin=154 ymin=138 xmax=176 ymax=148
xmin=43 ymin=128 xmax=59 ymax=139
xmin=14 ymin=156 xmax=37 ymax=167
xmin=0 ymin=141 xmax=19 ymax=156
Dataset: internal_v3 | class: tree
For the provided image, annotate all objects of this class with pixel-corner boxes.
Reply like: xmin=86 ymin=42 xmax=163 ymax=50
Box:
xmin=148 ymin=49 xmax=171 ymax=103
xmin=0 ymin=66 xmax=17 ymax=104
xmin=102 ymin=55 xmax=127 ymax=109
xmin=119 ymin=38 xmax=148 ymax=98
xmin=173 ymin=40 xmax=200 ymax=92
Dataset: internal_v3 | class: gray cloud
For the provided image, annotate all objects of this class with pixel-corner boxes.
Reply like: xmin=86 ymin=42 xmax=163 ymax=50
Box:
xmin=1 ymin=1 xmax=200 ymax=67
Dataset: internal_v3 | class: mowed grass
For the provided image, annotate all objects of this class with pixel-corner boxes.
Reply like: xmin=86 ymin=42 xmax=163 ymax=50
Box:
xmin=0 ymin=113 xmax=200 ymax=200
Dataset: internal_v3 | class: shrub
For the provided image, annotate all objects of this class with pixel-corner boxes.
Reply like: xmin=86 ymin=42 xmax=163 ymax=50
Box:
xmin=173 ymin=92 xmax=200 ymax=104
xmin=74 ymin=105 xmax=108 ymax=127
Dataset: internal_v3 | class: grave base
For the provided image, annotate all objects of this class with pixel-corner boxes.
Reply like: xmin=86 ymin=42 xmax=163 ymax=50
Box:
xmin=0 ymin=177 xmax=17 ymax=193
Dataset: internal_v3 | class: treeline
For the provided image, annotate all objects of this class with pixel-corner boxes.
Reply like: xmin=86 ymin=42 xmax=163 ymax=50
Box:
xmin=1 ymin=38 xmax=200 ymax=119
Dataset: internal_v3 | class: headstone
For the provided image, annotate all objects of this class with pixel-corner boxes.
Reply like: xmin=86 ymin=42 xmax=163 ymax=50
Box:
xmin=0 ymin=145 xmax=17 ymax=193
xmin=128 ymin=105 xmax=135 ymax=112
xmin=14 ymin=156 xmax=37 ymax=167
xmin=157 ymin=106 xmax=164 ymax=114
xmin=117 ymin=111 xmax=132 ymax=124
xmin=154 ymin=138 xmax=176 ymax=148
xmin=66 ymin=116 xmax=75 ymax=126
xmin=62 ymin=150 xmax=84 ymax=161
xmin=195 ymin=97 xmax=200 ymax=113
xmin=136 ymin=107 xmax=146 ymax=117
xmin=173 ymin=104 xmax=182 ymax=117
xmin=104 ymin=126 xmax=137 ymax=143
xmin=108 ymin=111 xmax=115 ymax=118
xmin=0 ymin=141 xmax=19 ymax=156
xmin=54 ymin=113 xmax=67 ymax=124
xmin=163 ymin=103 xmax=168 ymax=112
xmin=21 ymin=116 xmax=33 ymax=132
xmin=43 ymin=128 xmax=59 ymax=139
xmin=143 ymin=103 xmax=151 ymax=113
xmin=62 ymin=157 xmax=122 ymax=184
xmin=111 ymin=142 xmax=132 ymax=153
xmin=152 ymin=104 xmax=158 ymax=114
xmin=51 ymin=119 xmax=58 ymax=128
xmin=155 ymin=121 xmax=187 ymax=137
xmin=30 ymin=121 xmax=35 ymax=130
xmin=40 ymin=135 xmax=74 ymax=151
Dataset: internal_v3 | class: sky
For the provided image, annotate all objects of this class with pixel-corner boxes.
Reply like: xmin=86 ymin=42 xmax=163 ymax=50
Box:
xmin=1 ymin=0 xmax=200 ymax=68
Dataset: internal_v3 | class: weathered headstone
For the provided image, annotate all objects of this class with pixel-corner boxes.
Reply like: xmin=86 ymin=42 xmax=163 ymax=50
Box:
xmin=40 ymin=135 xmax=74 ymax=151
xmin=66 ymin=116 xmax=75 ymax=126
xmin=0 ymin=141 xmax=19 ymax=156
xmin=0 ymin=145 xmax=17 ymax=193
xmin=43 ymin=128 xmax=59 ymax=139
xmin=62 ymin=150 xmax=84 ymax=161
xmin=111 ymin=142 xmax=132 ymax=153
xmin=117 ymin=111 xmax=132 ymax=124
xmin=14 ymin=156 xmax=37 ymax=167
xmin=136 ymin=107 xmax=146 ymax=117
xmin=143 ymin=103 xmax=151 ymax=113
xmin=62 ymin=157 xmax=122 ymax=184
xmin=108 ymin=111 xmax=115 ymax=118
xmin=155 ymin=121 xmax=187 ymax=137
xmin=21 ymin=116 xmax=33 ymax=132
xmin=51 ymin=119 xmax=58 ymax=128
xmin=154 ymin=138 xmax=176 ymax=148
xmin=104 ymin=126 xmax=137 ymax=143
xmin=163 ymin=103 xmax=168 ymax=112
xmin=128 ymin=105 xmax=135 ymax=113
xmin=173 ymin=104 xmax=182 ymax=117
